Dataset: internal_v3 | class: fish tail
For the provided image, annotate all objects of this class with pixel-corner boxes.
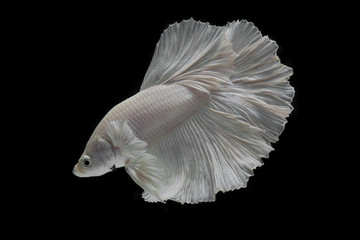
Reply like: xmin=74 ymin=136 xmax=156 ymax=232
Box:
xmin=141 ymin=19 xmax=294 ymax=203
xmin=216 ymin=20 xmax=294 ymax=144
xmin=201 ymin=21 xmax=294 ymax=193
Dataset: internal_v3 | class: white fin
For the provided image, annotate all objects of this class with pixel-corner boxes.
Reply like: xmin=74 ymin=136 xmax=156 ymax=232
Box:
xmin=148 ymin=107 xmax=273 ymax=203
xmin=106 ymin=120 xmax=147 ymax=168
xmin=138 ymin=20 xmax=294 ymax=203
xmin=219 ymin=20 xmax=294 ymax=143
xmin=141 ymin=18 xmax=236 ymax=93
xmin=106 ymin=120 xmax=166 ymax=202
xmin=125 ymin=153 xmax=166 ymax=202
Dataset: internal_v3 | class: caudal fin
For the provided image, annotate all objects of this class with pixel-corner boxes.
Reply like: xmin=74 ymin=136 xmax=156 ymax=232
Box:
xmin=139 ymin=19 xmax=294 ymax=203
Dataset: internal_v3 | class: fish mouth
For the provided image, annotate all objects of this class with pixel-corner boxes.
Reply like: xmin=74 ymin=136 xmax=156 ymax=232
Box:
xmin=72 ymin=164 xmax=84 ymax=177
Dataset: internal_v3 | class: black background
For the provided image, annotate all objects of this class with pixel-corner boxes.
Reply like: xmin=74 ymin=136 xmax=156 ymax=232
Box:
xmin=8 ymin=1 xmax=352 ymax=237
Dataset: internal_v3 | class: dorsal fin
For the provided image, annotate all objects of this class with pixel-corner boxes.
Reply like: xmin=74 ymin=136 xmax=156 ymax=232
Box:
xmin=141 ymin=18 xmax=236 ymax=93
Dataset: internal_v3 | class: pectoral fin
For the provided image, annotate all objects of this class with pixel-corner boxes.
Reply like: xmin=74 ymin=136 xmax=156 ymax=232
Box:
xmin=106 ymin=120 xmax=167 ymax=202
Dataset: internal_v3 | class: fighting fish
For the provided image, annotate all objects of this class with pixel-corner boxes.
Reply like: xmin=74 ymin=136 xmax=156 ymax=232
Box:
xmin=73 ymin=18 xmax=294 ymax=204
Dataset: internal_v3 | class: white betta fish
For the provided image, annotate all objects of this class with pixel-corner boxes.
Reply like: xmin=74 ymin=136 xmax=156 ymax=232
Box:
xmin=73 ymin=18 xmax=294 ymax=204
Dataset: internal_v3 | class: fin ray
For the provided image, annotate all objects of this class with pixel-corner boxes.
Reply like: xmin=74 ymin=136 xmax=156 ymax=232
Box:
xmin=141 ymin=18 xmax=236 ymax=93
xmin=106 ymin=120 xmax=166 ymax=202
xmin=125 ymin=153 xmax=166 ymax=202
xmin=141 ymin=20 xmax=294 ymax=203
xmin=148 ymin=106 xmax=272 ymax=203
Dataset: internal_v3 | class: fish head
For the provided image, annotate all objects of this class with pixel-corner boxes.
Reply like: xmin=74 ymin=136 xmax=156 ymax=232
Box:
xmin=73 ymin=138 xmax=116 ymax=177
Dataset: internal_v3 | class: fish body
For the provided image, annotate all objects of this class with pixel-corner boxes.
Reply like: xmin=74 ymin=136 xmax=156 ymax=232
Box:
xmin=73 ymin=19 xmax=294 ymax=204
xmin=94 ymin=84 xmax=208 ymax=145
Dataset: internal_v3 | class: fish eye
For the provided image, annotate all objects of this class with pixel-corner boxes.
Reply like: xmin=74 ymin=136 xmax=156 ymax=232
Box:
xmin=81 ymin=156 xmax=92 ymax=168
